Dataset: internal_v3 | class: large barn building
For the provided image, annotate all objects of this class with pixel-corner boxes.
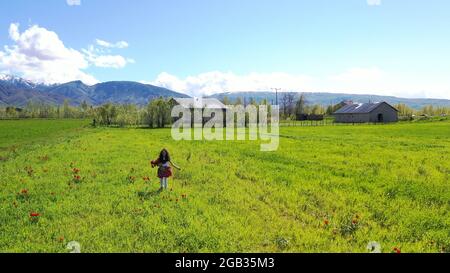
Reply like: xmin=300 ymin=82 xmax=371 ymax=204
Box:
xmin=333 ymin=102 xmax=398 ymax=123
xmin=169 ymin=98 xmax=228 ymax=126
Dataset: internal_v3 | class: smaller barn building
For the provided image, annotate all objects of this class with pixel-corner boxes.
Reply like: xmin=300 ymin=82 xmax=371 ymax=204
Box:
xmin=333 ymin=102 xmax=398 ymax=123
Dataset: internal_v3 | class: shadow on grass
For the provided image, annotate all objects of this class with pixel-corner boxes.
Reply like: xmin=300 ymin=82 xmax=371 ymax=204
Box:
xmin=137 ymin=188 xmax=163 ymax=200
xmin=92 ymin=125 xmax=171 ymax=130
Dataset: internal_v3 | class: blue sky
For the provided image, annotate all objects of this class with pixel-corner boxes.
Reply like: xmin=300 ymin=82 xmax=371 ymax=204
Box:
xmin=0 ymin=0 xmax=449 ymax=99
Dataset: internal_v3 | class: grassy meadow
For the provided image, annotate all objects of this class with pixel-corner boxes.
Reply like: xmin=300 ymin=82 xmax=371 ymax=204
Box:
xmin=0 ymin=119 xmax=449 ymax=253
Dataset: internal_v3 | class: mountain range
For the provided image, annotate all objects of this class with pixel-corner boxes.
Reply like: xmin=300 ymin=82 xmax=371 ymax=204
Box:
xmin=1 ymin=75 xmax=449 ymax=109
xmin=0 ymin=75 xmax=188 ymax=107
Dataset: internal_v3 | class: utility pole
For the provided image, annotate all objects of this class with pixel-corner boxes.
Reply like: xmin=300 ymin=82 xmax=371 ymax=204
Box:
xmin=271 ymin=88 xmax=281 ymax=106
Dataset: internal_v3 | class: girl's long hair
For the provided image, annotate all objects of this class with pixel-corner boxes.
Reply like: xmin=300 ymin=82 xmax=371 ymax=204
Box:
xmin=159 ymin=149 xmax=170 ymax=163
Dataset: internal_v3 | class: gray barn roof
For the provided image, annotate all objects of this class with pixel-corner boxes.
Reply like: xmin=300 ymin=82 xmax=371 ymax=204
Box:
xmin=172 ymin=98 xmax=227 ymax=109
xmin=334 ymin=102 xmax=398 ymax=114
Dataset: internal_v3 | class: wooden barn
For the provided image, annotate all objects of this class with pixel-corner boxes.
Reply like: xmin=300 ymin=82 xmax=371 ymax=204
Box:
xmin=333 ymin=102 xmax=398 ymax=123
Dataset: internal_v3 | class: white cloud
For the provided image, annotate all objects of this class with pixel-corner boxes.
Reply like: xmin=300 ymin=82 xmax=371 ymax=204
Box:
xmin=367 ymin=0 xmax=381 ymax=6
xmin=150 ymin=71 xmax=315 ymax=97
xmin=147 ymin=69 xmax=450 ymax=100
xmin=96 ymin=39 xmax=129 ymax=49
xmin=82 ymin=45 xmax=134 ymax=69
xmin=0 ymin=23 xmax=97 ymax=84
xmin=8 ymin=23 xmax=20 ymax=41
xmin=81 ymin=39 xmax=132 ymax=68
xmin=66 ymin=0 xmax=81 ymax=6
xmin=87 ymin=55 xmax=128 ymax=69
xmin=0 ymin=23 xmax=134 ymax=84
xmin=329 ymin=67 xmax=384 ymax=83
xmin=327 ymin=67 xmax=450 ymax=99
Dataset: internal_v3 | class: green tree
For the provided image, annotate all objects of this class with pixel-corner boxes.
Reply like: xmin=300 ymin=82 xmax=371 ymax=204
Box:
xmin=145 ymin=98 xmax=171 ymax=128
xmin=294 ymin=94 xmax=306 ymax=119
xmin=5 ymin=107 xmax=17 ymax=118
xmin=116 ymin=104 xmax=140 ymax=127
xmin=80 ymin=100 xmax=89 ymax=118
xmin=222 ymin=96 xmax=231 ymax=105
xmin=96 ymin=103 xmax=117 ymax=125
xmin=395 ymin=103 xmax=415 ymax=117
xmin=63 ymin=100 xmax=71 ymax=118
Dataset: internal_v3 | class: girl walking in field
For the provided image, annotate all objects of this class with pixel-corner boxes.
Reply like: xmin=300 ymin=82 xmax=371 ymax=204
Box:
xmin=151 ymin=149 xmax=181 ymax=190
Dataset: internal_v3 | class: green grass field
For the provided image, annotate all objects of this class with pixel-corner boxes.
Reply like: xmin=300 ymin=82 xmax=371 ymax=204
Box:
xmin=0 ymin=119 xmax=449 ymax=253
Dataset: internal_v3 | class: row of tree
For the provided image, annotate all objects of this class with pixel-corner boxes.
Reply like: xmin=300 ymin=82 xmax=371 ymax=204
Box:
xmin=222 ymin=93 xmax=327 ymax=120
xmin=92 ymin=98 xmax=172 ymax=128
xmin=1 ymin=96 xmax=449 ymax=126
xmin=0 ymin=100 xmax=92 ymax=119
xmin=394 ymin=103 xmax=450 ymax=117
xmin=0 ymin=98 xmax=173 ymax=128
xmin=221 ymin=94 xmax=450 ymax=119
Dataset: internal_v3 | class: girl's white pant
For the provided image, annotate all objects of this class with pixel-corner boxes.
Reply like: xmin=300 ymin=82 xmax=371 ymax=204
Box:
xmin=160 ymin=177 xmax=168 ymax=189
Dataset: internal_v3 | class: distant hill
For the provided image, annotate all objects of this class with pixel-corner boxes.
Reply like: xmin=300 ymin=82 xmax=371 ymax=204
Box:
xmin=45 ymin=80 xmax=94 ymax=105
xmin=91 ymin=81 xmax=187 ymax=105
xmin=2 ymin=75 xmax=449 ymax=109
xmin=208 ymin=91 xmax=450 ymax=109
xmin=0 ymin=75 xmax=189 ymax=107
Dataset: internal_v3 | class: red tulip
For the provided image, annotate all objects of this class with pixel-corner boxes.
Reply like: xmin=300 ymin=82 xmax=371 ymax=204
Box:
xmin=393 ymin=247 xmax=401 ymax=254
xmin=30 ymin=212 xmax=40 ymax=217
